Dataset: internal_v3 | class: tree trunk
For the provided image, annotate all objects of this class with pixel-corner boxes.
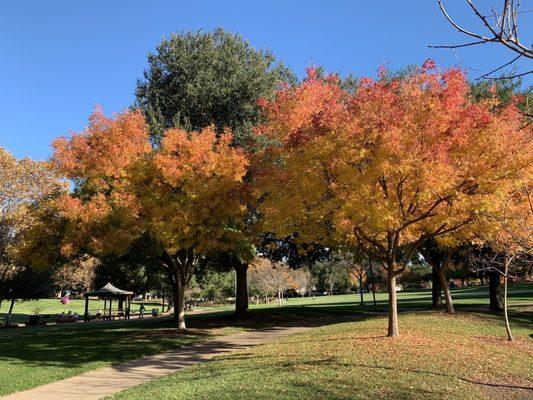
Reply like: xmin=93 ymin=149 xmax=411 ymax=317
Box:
xmin=387 ymin=269 xmax=399 ymax=337
xmin=171 ymin=280 xmax=179 ymax=321
xmin=503 ymin=274 xmax=514 ymax=341
xmin=503 ymin=260 xmax=514 ymax=341
xmin=277 ymin=289 xmax=282 ymax=307
xmin=359 ymin=274 xmax=364 ymax=305
xmin=5 ymin=299 xmax=15 ymax=324
xmin=369 ymin=259 xmax=377 ymax=311
xmin=489 ymin=271 xmax=503 ymax=311
xmin=436 ymin=267 xmax=454 ymax=313
xmin=234 ymin=263 xmax=249 ymax=317
xmin=167 ymin=291 xmax=174 ymax=312
xmin=431 ymin=267 xmax=443 ymax=309
xmin=175 ymin=271 xmax=186 ymax=332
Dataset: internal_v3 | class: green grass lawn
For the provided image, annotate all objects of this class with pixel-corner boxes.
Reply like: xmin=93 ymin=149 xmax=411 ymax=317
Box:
xmin=2 ymin=284 xmax=531 ymax=325
xmin=197 ymin=283 xmax=533 ymax=314
xmin=280 ymin=283 xmax=533 ymax=309
xmin=110 ymin=312 xmax=533 ymax=400
xmin=1 ymin=284 xmax=531 ymax=397
xmin=0 ymin=316 xmax=232 ymax=396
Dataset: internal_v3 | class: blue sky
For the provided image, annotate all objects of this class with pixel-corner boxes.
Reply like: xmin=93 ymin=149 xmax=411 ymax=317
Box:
xmin=1 ymin=1 xmax=531 ymax=160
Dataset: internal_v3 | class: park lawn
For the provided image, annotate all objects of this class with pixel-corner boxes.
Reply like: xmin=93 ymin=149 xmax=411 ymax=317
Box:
xmin=262 ymin=283 xmax=533 ymax=311
xmin=199 ymin=283 xmax=533 ymax=317
xmin=0 ymin=316 xmax=234 ymax=396
xmin=110 ymin=312 xmax=533 ymax=400
xmin=2 ymin=284 xmax=531 ymax=325
xmin=0 ymin=284 xmax=531 ymax=397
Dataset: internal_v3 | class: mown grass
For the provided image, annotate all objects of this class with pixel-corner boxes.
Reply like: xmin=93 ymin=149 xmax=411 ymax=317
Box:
xmin=1 ymin=284 xmax=531 ymax=397
xmin=2 ymin=284 xmax=531 ymax=324
xmin=0 ymin=316 xmax=230 ymax=396
xmin=110 ymin=312 xmax=533 ymax=400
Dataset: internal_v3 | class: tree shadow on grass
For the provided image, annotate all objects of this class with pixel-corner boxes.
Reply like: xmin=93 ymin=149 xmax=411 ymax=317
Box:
xmin=0 ymin=317 xmax=209 ymax=369
xmin=1 ymin=284 xmax=531 ymax=372
xmin=0 ymin=308 xmax=372 ymax=371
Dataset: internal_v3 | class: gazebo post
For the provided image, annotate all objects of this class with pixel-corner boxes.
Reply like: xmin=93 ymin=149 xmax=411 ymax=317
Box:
xmin=109 ymin=297 xmax=112 ymax=319
xmin=84 ymin=294 xmax=89 ymax=322
xmin=104 ymin=298 xmax=107 ymax=317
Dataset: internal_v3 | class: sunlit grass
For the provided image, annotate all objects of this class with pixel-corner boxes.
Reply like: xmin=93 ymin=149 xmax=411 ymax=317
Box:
xmin=1 ymin=284 xmax=531 ymax=397
xmin=110 ymin=312 xmax=533 ymax=400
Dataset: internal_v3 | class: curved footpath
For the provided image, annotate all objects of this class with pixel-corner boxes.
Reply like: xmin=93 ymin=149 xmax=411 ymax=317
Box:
xmin=1 ymin=325 xmax=310 ymax=400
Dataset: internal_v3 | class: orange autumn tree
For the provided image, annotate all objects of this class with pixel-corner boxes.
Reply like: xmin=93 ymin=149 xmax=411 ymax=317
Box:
xmin=1 ymin=147 xmax=65 ymax=311
xmin=52 ymin=108 xmax=248 ymax=331
xmin=132 ymin=126 xmax=249 ymax=331
xmin=255 ymin=62 xmax=532 ymax=337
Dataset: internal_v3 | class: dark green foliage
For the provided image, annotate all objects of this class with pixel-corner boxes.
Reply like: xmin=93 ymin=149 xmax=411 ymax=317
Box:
xmin=199 ymin=270 xmax=234 ymax=302
xmin=312 ymin=261 xmax=351 ymax=294
xmin=259 ymin=234 xmax=331 ymax=269
xmin=0 ymin=266 xmax=53 ymax=305
xmin=135 ymin=28 xmax=295 ymax=147
xmin=95 ymin=235 xmax=168 ymax=296
xmin=397 ymin=262 xmax=432 ymax=289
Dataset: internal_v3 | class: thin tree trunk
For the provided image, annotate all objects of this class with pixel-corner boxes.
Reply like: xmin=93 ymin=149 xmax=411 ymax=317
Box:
xmin=503 ymin=259 xmax=513 ymax=341
xmin=489 ymin=271 xmax=503 ymax=311
xmin=359 ymin=272 xmax=364 ymax=305
xmin=167 ymin=291 xmax=174 ymax=313
xmin=176 ymin=271 xmax=186 ymax=332
xmin=436 ymin=267 xmax=454 ymax=313
xmin=387 ymin=268 xmax=399 ymax=337
xmin=171 ymin=279 xmax=179 ymax=321
xmin=431 ymin=267 xmax=443 ymax=309
xmin=369 ymin=259 xmax=377 ymax=311
xmin=5 ymin=299 xmax=15 ymax=324
xmin=234 ymin=263 xmax=249 ymax=317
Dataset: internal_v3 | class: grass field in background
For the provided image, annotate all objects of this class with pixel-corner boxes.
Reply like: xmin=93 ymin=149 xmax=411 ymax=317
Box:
xmin=111 ymin=312 xmax=533 ymax=400
xmin=1 ymin=284 xmax=532 ymax=324
xmin=250 ymin=283 xmax=533 ymax=310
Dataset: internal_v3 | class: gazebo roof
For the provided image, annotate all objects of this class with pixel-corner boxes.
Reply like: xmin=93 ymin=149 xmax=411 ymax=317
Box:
xmin=86 ymin=282 xmax=133 ymax=297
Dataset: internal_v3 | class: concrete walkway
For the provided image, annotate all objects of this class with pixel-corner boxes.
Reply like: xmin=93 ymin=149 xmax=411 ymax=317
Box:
xmin=1 ymin=325 xmax=310 ymax=400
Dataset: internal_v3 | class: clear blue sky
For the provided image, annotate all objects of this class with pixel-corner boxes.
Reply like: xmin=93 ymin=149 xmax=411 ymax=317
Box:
xmin=1 ymin=1 xmax=531 ymax=160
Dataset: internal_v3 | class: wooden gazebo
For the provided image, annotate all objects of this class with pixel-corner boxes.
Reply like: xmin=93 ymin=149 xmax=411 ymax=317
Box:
xmin=84 ymin=283 xmax=134 ymax=322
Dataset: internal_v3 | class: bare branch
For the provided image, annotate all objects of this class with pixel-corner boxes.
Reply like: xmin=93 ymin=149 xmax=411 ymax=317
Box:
xmin=476 ymin=54 xmax=522 ymax=80
xmin=434 ymin=0 xmax=533 ymax=80
xmin=485 ymin=70 xmax=533 ymax=80
xmin=428 ymin=39 xmax=494 ymax=49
